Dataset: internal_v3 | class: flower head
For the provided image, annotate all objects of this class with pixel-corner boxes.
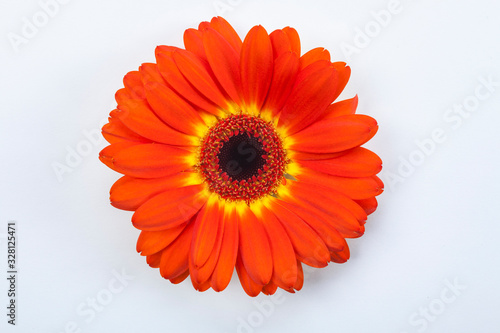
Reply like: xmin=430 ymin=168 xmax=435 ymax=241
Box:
xmin=99 ymin=17 xmax=383 ymax=296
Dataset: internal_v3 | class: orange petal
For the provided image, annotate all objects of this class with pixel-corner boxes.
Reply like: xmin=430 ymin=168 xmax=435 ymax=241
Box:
xmin=132 ymin=185 xmax=207 ymax=231
xmin=277 ymin=60 xmax=337 ymax=135
xmin=240 ymin=25 xmax=273 ymax=111
xmin=237 ymin=205 xmax=272 ymax=285
xmin=190 ymin=202 xmax=225 ymax=285
xmin=159 ymin=221 xmax=195 ymax=279
xmin=101 ymin=143 xmax=192 ymax=178
xmin=331 ymin=62 xmax=351 ymax=102
xmin=170 ymin=270 xmax=190 ymax=284
xmin=289 ymin=114 xmax=378 ymax=153
xmin=203 ymin=28 xmax=243 ymax=105
xmin=298 ymin=147 xmax=383 ymax=178
xmin=98 ymin=141 xmax=140 ymax=172
xmin=330 ymin=238 xmax=350 ymax=263
xmin=288 ymin=181 xmax=366 ymax=236
xmin=299 ymin=47 xmax=330 ymax=70
xmin=278 ymin=199 xmax=349 ymax=250
xmin=144 ymin=81 xmax=205 ymax=136
xmin=236 ymin=256 xmax=262 ymax=297
xmin=123 ymin=71 xmax=146 ymax=99
xmin=115 ymin=89 xmax=197 ymax=146
xmin=109 ymin=172 xmax=201 ymax=211
xmin=270 ymin=29 xmax=291 ymax=59
xmin=290 ymin=150 xmax=346 ymax=161
xmin=282 ymin=27 xmax=300 ymax=55
xmin=267 ymin=199 xmax=330 ymax=268
xmin=172 ymin=49 xmax=228 ymax=109
xmin=320 ymin=95 xmax=359 ymax=120
xmin=146 ymin=252 xmax=162 ymax=268
xmin=136 ymin=224 xmax=187 ymax=256
xmin=294 ymin=260 xmax=304 ymax=291
xmin=155 ymin=50 xmax=223 ymax=117
xmin=262 ymin=51 xmax=299 ymax=117
xmin=259 ymin=206 xmax=297 ymax=290
xmin=139 ymin=63 xmax=166 ymax=86
xmin=102 ymin=113 xmax=151 ymax=144
xmin=211 ymin=207 xmax=239 ymax=292
xmin=296 ymin=170 xmax=384 ymax=200
xmin=209 ymin=16 xmax=242 ymax=52
xmin=355 ymin=197 xmax=379 ymax=215
xmin=262 ymin=281 xmax=278 ymax=295
xmin=183 ymin=28 xmax=207 ymax=62
xmin=190 ymin=197 xmax=221 ymax=268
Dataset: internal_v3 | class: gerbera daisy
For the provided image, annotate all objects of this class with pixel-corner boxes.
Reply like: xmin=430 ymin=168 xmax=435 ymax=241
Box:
xmin=99 ymin=17 xmax=383 ymax=296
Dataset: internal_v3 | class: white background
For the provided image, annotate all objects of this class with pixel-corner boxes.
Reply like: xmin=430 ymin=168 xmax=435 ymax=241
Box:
xmin=1 ymin=0 xmax=500 ymax=332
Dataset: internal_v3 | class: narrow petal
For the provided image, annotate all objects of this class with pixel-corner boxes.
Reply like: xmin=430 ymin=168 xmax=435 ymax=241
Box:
xmin=209 ymin=16 xmax=242 ymax=52
xmin=115 ymin=89 xmax=197 ymax=146
xmin=190 ymin=196 xmax=221 ymax=268
xmin=296 ymin=170 xmax=384 ymax=200
xmin=240 ymin=25 xmax=273 ymax=111
xmin=237 ymin=205 xmax=273 ymax=285
xmin=298 ymin=147 xmax=383 ymax=178
xmin=203 ymin=28 xmax=243 ymax=105
xmin=183 ymin=28 xmax=207 ymax=62
xmin=355 ymin=197 xmax=379 ymax=215
xmin=144 ymin=81 xmax=205 ymax=136
xmin=299 ymin=47 xmax=330 ymax=70
xmin=236 ymin=256 xmax=262 ymax=297
xmin=287 ymin=181 xmax=366 ymax=236
xmin=330 ymin=238 xmax=350 ymax=263
xmin=101 ymin=143 xmax=193 ymax=178
xmin=262 ymin=51 xmax=300 ymax=116
xmin=102 ymin=113 xmax=151 ymax=144
xmin=98 ymin=141 xmax=140 ymax=172
xmin=109 ymin=172 xmax=202 ymax=211
xmin=123 ymin=71 xmax=146 ymax=99
xmin=172 ymin=49 xmax=228 ymax=109
xmin=277 ymin=199 xmax=349 ymax=250
xmin=277 ymin=61 xmax=337 ymax=135
xmin=190 ymin=215 xmax=224 ymax=285
xmin=211 ymin=207 xmax=239 ymax=292
xmin=132 ymin=185 xmax=207 ymax=231
xmin=319 ymin=95 xmax=358 ymax=120
xmin=269 ymin=29 xmax=291 ymax=59
xmin=170 ymin=270 xmax=190 ymax=284
xmin=288 ymin=114 xmax=378 ymax=153
xmin=267 ymin=199 xmax=330 ymax=268
xmin=331 ymin=62 xmax=351 ymax=102
xmin=294 ymin=260 xmax=304 ymax=291
xmin=146 ymin=252 xmax=162 ymax=268
xmin=159 ymin=221 xmax=195 ymax=279
xmin=258 ymin=206 xmax=297 ymax=290
xmin=136 ymin=224 xmax=187 ymax=256
xmin=262 ymin=281 xmax=279 ymax=295
xmin=155 ymin=49 xmax=223 ymax=117
xmin=282 ymin=27 xmax=300 ymax=55
xmin=139 ymin=63 xmax=166 ymax=86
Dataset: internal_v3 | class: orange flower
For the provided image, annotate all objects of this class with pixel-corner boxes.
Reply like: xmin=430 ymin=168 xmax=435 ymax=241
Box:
xmin=99 ymin=17 xmax=383 ymax=296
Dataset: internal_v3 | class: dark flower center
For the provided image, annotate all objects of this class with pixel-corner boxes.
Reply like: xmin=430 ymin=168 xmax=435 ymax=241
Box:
xmin=217 ymin=134 xmax=266 ymax=182
xmin=198 ymin=114 xmax=288 ymax=203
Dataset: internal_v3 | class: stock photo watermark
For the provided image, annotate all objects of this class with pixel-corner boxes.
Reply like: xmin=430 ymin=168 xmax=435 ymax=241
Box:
xmin=236 ymin=265 xmax=317 ymax=333
xmin=213 ymin=0 xmax=245 ymax=16
xmin=4 ymin=220 xmax=18 ymax=326
xmin=381 ymin=74 xmax=498 ymax=192
xmin=58 ymin=268 xmax=134 ymax=333
xmin=52 ymin=118 xmax=107 ymax=183
xmin=400 ymin=278 xmax=467 ymax=333
xmin=7 ymin=0 xmax=73 ymax=52
xmin=340 ymin=0 xmax=403 ymax=60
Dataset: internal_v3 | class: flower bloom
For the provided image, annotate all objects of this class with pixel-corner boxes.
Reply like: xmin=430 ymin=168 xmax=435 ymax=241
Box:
xmin=99 ymin=17 xmax=383 ymax=296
